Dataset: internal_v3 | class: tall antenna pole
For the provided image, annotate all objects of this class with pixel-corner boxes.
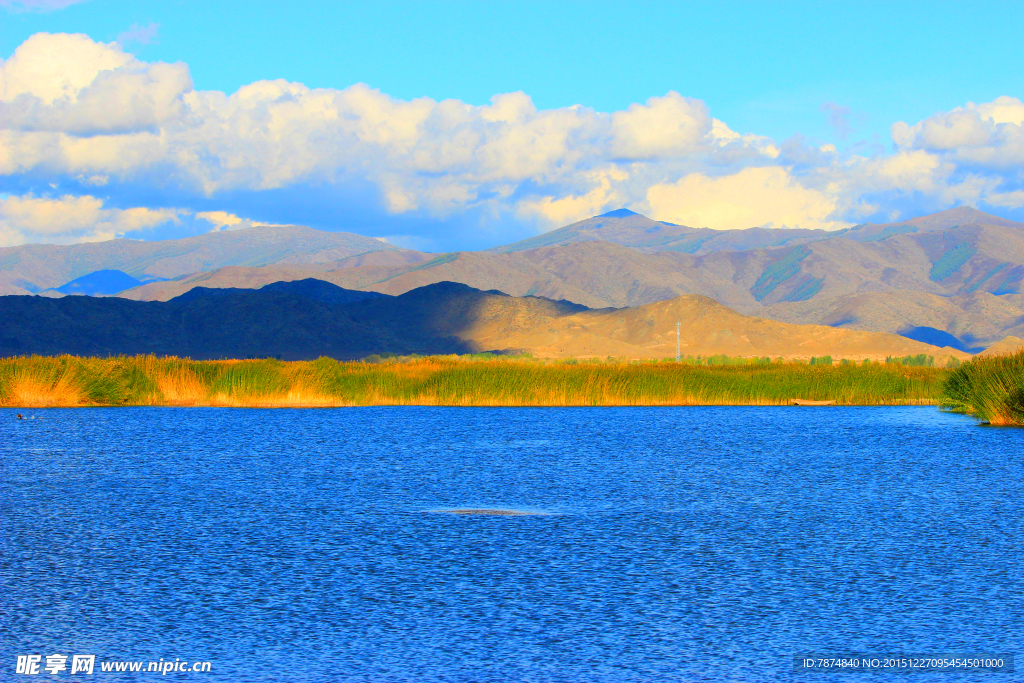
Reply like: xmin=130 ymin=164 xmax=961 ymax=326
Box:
xmin=676 ymin=321 xmax=680 ymax=362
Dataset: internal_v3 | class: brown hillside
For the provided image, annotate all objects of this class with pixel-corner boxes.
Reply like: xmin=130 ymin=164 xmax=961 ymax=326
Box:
xmin=381 ymin=285 xmax=971 ymax=362
xmin=843 ymin=207 xmax=1022 ymax=241
xmin=490 ymin=208 xmax=833 ymax=255
xmin=110 ymin=207 xmax=1024 ymax=352
xmin=477 ymin=296 xmax=970 ymax=361
xmin=976 ymin=336 xmax=1024 ymax=357
xmin=121 ymin=249 xmax=430 ymax=302
xmin=0 ymin=224 xmax=404 ymax=294
xmin=118 ymin=223 xmax=1024 ymax=353
xmin=764 ymin=290 xmax=1024 ymax=351
xmin=122 ymin=242 xmax=763 ymax=310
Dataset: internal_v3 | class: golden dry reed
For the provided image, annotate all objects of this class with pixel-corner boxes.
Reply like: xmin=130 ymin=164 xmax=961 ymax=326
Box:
xmin=0 ymin=355 xmax=948 ymax=408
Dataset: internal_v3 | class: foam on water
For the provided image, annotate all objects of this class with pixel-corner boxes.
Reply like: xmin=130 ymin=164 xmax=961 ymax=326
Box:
xmin=429 ymin=507 xmax=554 ymax=516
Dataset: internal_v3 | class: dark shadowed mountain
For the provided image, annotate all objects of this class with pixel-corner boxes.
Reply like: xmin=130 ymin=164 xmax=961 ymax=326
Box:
xmin=5 ymin=206 xmax=1024 ymax=352
xmin=0 ymin=280 xmax=586 ymax=360
xmin=122 ymin=208 xmax=1024 ymax=307
xmin=0 ymin=280 xmax=459 ymax=360
xmin=0 ymin=280 xmax=966 ymax=361
xmin=170 ymin=278 xmax=389 ymax=307
xmin=107 ymin=207 xmax=1024 ymax=350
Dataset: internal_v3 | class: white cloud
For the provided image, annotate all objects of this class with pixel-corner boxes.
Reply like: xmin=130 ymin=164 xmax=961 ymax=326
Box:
xmin=196 ymin=211 xmax=247 ymax=231
xmin=516 ymin=168 xmax=629 ymax=227
xmin=0 ymin=194 xmax=179 ymax=245
xmin=0 ymin=194 xmax=287 ymax=245
xmin=196 ymin=210 xmax=286 ymax=232
xmin=891 ymin=96 xmax=1024 ymax=171
xmin=853 ymin=150 xmax=952 ymax=194
xmin=0 ymin=33 xmax=192 ymax=135
xmin=985 ymin=190 xmax=1024 ymax=209
xmin=643 ymin=167 xmax=849 ymax=231
xmin=0 ymin=33 xmax=774 ymax=229
xmin=609 ymin=92 xmax=711 ymax=159
xmin=1 ymin=32 xmax=1024 ymax=246
xmin=1 ymin=33 xmax=132 ymax=104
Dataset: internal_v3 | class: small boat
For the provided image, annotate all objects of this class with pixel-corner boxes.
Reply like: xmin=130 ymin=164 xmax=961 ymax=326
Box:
xmin=791 ymin=399 xmax=836 ymax=406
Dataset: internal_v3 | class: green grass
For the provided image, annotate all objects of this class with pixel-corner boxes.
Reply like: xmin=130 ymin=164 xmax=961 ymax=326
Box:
xmin=0 ymin=354 xmax=950 ymax=407
xmin=666 ymin=234 xmax=716 ymax=254
xmin=966 ymin=262 xmax=1008 ymax=293
xmin=750 ymin=245 xmax=811 ymax=301
xmin=941 ymin=351 xmax=1024 ymax=425
xmin=929 ymin=242 xmax=977 ymax=282
xmin=885 ymin=354 xmax=935 ymax=367
xmin=862 ymin=223 xmax=918 ymax=242
xmin=781 ymin=276 xmax=824 ymax=303
xmin=208 ymin=359 xmax=290 ymax=399
xmin=375 ymin=252 xmax=458 ymax=283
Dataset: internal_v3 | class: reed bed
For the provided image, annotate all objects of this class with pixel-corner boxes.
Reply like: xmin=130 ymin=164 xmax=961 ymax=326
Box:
xmin=0 ymin=355 xmax=947 ymax=408
xmin=940 ymin=350 xmax=1024 ymax=425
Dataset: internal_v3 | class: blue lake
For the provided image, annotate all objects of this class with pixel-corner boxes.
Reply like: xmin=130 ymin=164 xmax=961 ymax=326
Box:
xmin=2 ymin=406 xmax=1022 ymax=681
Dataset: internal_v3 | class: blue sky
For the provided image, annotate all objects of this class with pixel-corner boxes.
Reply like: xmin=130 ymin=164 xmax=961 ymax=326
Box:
xmin=2 ymin=0 xmax=1024 ymax=250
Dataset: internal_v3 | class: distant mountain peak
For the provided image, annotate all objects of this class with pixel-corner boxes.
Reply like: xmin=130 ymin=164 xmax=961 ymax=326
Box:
xmin=911 ymin=206 xmax=983 ymax=220
xmin=597 ymin=208 xmax=643 ymax=219
xmin=397 ymin=280 xmax=495 ymax=298
xmin=845 ymin=206 xmax=1022 ymax=242
xmin=905 ymin=206 xmax=1018 ymax=228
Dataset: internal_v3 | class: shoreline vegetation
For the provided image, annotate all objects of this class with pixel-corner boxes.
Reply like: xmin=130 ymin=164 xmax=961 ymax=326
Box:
xmin=941 ymin=350 xmax=1024 ymax=426
xmin=1 ymin=354 xmax=950 ymax=408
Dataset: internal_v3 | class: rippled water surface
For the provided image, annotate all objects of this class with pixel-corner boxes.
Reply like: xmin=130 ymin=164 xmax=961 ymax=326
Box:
xmin=2 ymin=407 xmax=1022 ymax=681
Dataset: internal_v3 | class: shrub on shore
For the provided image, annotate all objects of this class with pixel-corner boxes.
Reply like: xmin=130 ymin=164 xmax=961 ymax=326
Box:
xmin=941 ymin=350 xmax=1024 ymax=425
xmin=885 ymin=354 xmax=935 ymax=367
xmin=0 ymin=354 xmax=947 ymax=408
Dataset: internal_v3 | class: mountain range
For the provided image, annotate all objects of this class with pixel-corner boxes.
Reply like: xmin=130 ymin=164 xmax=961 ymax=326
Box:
xmin=0 ymin=224 xmax=410 ymax=295
xmin=0 ymin=279 xmax=967 ymax=362
xmin=2 ymin=206 xmax=1023 ymax=355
